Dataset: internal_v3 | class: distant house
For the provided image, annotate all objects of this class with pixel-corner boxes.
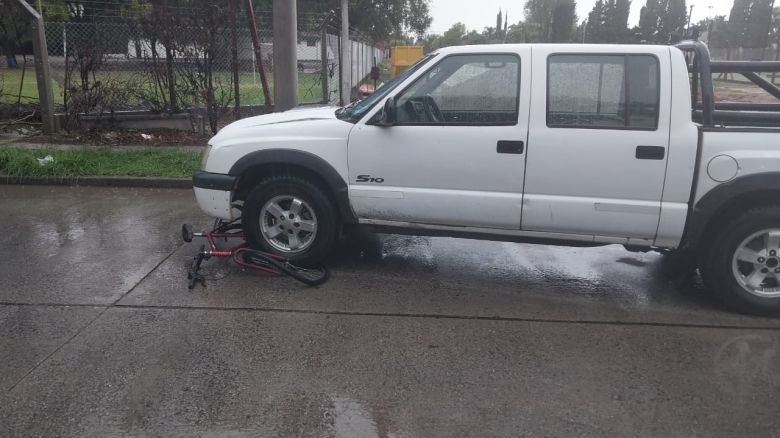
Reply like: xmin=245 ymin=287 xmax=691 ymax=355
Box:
xmin=125 ymin=31 xmax=335 ymax=71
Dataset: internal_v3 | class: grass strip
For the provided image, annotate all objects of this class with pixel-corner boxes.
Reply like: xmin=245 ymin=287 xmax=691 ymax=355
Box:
xmin=1 ymin=68 xmax=325 ymax=105
xmin=0 ymin=146 xmax=202 ymax=178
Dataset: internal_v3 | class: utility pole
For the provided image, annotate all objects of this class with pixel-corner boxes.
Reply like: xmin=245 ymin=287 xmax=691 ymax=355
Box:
xmin=686 ymin=5 xmax=694 ymax=31
xmin=272 ymin=0 xmax=298 ymax=111
xmin=340 ymin=0 xmax=350 ymax=106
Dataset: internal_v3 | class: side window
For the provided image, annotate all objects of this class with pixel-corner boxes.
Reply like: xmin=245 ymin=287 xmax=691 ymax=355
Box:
xmin=547 ymin=54 xmax=660 ymax=130
xmin=395 ymin=54 xmax=520 ymax=125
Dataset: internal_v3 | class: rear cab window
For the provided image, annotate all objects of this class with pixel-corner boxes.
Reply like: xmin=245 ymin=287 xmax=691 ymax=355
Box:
xmin=547 ymin=54 xmax=660 ymax=130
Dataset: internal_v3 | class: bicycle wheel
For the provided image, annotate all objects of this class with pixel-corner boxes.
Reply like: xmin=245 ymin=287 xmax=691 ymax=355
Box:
xmin=243 ymin=250 xmax=330 ymax=286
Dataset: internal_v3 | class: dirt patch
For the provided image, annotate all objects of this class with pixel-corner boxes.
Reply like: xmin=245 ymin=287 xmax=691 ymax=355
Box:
xmin=714 ymin=80 xmax=780 ymax=104
xmin=0 ymin=103 xmax=42 ymax=136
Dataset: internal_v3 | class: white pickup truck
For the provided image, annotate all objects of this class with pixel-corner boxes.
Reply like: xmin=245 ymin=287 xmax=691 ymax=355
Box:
xmin=193 ymin=42 xmax=780 ymax=315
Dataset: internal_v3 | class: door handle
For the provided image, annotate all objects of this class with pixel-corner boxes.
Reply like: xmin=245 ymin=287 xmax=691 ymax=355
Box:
xmin=635 ymin=145 xmax=665 ymax=160
xmin=497 ymin=141 xmax=525 ymax=154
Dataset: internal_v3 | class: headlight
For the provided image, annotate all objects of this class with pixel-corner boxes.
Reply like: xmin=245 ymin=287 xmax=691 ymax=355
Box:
xmin=201 ymin=144 xmax=213 ymax=169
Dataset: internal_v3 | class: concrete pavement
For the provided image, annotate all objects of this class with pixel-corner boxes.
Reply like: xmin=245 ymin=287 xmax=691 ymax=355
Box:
xmin=1 ymin=185 xmax=778 ymax=437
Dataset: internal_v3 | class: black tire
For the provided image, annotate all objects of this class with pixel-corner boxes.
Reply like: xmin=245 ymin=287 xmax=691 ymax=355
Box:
xmin=700 ymin=205 xmax=780 ymax=316
xmin=243 ymin=175 xmax=338 ymax=266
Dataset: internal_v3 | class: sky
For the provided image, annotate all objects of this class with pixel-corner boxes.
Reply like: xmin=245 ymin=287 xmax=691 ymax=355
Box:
xmin=427 ymin=0 xmax=735 ymax=34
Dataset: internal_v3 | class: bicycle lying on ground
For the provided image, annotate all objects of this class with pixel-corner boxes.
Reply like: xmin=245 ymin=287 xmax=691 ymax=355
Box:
xmin=181 ymin=219 xmax=330 ymax=289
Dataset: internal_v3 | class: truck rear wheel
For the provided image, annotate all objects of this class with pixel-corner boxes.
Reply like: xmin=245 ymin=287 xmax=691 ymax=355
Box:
xmin=243 ymin=175 xmax=338 ymax=266
xmin=701 ymin=205 xmax=780 ymax=315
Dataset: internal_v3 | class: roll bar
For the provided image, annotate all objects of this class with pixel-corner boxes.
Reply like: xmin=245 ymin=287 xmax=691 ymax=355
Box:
xmin=676 ymin=41 xmax=715 ymax=126
xmin=677 ymin=41 xmax=780 ymax=128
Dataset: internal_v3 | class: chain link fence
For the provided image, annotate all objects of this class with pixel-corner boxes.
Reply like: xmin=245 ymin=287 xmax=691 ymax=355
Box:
xmin=1 ymin=7 xmax=383 ymax=133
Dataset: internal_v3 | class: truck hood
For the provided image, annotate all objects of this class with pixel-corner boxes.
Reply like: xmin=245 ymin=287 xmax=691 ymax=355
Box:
xmin=213 ymin=106 xmax=338 ymax=135
xmin=202 ymin=105 xmax=352 ymax=175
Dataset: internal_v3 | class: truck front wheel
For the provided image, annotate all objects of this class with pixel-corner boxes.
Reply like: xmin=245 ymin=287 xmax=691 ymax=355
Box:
xmin=701 ymin=205 xmax=780 ymax=315
xmin=243 ymin=175 xmax=338 ymax=266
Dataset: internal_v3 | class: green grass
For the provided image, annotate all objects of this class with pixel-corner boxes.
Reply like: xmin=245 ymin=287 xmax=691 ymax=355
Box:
xmin=0 ymin=67 xmax=325 ymax=105
xmin=0 ymin=67 xmax=65 ymax=104
xmin=0 ymin=146 xmax=202 ymax=178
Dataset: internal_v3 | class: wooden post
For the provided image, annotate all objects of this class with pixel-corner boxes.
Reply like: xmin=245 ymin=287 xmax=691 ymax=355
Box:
xmin=160 ymin=0 xmax=177 ymax=111
xmin=245 ymin=0 xmax=273 ymax=110
xmin=14 ymin=0 xmax=56 ymax=133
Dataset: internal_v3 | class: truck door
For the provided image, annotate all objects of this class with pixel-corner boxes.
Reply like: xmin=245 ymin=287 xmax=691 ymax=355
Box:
xmin=522 ymin=48 xmax=671 ymax=240
xmin=347 ymin=49 xmax=531 ymax=229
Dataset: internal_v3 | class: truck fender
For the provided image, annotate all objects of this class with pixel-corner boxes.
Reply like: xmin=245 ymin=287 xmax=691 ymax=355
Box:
xmin=682 ymin=172 xmax=780 ymax=250
xmin=229 ymin=148 xmax=357 ymax=224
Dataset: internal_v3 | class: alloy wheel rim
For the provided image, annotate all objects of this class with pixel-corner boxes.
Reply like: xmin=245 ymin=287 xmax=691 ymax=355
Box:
xmin=259 ymin=195 xmax=318 ymax=254
xmin=731 ymin=228 xmax=780 ymax=298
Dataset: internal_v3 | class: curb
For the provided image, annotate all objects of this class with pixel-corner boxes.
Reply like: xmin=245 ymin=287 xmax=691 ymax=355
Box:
xmin=0 ymin=175 xmax=192 ymax=189
xmin=7 ymin=142 xmax=205 ymax=151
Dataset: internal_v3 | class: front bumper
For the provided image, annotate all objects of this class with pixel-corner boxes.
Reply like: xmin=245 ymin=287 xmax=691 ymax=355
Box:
xmin=193 ymin=170 xmax=237 ymax=191
xmin=192 ymin=171 xmax=238 ymax=220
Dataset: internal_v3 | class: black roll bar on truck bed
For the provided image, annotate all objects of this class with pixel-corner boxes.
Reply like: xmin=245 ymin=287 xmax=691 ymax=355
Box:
xmin=676 ymin=40 xmax=780 ymax=128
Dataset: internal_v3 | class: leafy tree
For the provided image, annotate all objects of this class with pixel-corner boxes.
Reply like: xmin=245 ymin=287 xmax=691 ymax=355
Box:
xmin=550 ymin=0 xmax=577 ymax=42
xmin=440 ymin=22 xmax=467 ymax=47
xmin=497 ymin=9 xmax=504 ymax=39
xmin=0 ymin=0 xmax=70 ymax=68
xmin=584 ymin=0 xmax=630 ymax=43
xmin=464 ymin=30 xmax=489 ymax=44
xmin=482 ymin=9 xmax=509 ymax=42
xmin=638 ymin=0 xmax=661 ymax=42
xmin=404 ymin=0 xmax=433 ymax=38
xmin=585 ymin=0 xmax=607 ymax=42
xmin=252 ymin=0 xmax=432 ymax=41
xmin=417 ymin=32 xmax=442 ymax=52
xmin=703 ymin=15 xmax=731 ymax=48
xmin=506 ymin=20 xmax=532 ymax=43
xmin=606 ymin=0 xmax=631 ymax=42
xmin=0 ymin=4 xmax=29 ymax=67
xmin=637 ymin=0 xmax=687 ymax=43
xmin=660 ymin=0 xmax=687 ymax=43
xmin=728 ymin=0 xmax=775 ymax=48
xmin=524 ymin=0 xmax=577 ymax=43
xmin=770 ymin=7 xmax=780 ymax=51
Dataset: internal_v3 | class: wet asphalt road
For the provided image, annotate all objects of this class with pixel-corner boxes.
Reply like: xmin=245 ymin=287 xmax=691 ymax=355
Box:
xmin=1 ymin=185 xmax=779 ymax=437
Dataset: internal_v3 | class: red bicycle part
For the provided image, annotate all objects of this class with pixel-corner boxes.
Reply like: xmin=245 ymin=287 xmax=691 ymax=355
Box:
xmin=184 ymin=222 xmax=329 ymax=288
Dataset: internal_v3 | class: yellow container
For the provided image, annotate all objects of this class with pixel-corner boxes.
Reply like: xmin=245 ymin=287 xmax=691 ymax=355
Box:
xmin=390 ymin=46 xmax=423 ymax=77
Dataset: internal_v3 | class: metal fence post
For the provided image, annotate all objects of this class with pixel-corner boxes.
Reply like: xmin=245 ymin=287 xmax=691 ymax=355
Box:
xmin=230 ymin=0 xmax=241 ymax=119
xmin=272 ymin=0 xmax=298 ymax=111
xmin=320 ymin=27 xmax=328 ymax=104
xmin=13 ymin=0 xmax=56 ymax=133
xmin=340 ymin=0 xmax=349 ymax=105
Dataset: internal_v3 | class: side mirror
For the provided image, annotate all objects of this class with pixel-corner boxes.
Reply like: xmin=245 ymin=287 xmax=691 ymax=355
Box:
xmin=374 ymin=98 xmax=396 ymax=127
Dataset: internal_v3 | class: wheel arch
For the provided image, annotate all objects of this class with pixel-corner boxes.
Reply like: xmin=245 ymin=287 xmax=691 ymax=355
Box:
xmin=229 ymin=149 xmax=357 ymax=224
xmin=682 ymin=172 xmax=780 ymax=251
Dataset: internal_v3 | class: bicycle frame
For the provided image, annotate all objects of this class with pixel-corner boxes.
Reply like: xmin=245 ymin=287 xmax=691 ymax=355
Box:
xmin=183 ymin=222 xmax=289 ymax=288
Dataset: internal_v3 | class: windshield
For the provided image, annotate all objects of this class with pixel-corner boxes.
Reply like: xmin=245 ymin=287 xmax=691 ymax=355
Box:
xmin=338 ymin=54 xmax=436 ymax=122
